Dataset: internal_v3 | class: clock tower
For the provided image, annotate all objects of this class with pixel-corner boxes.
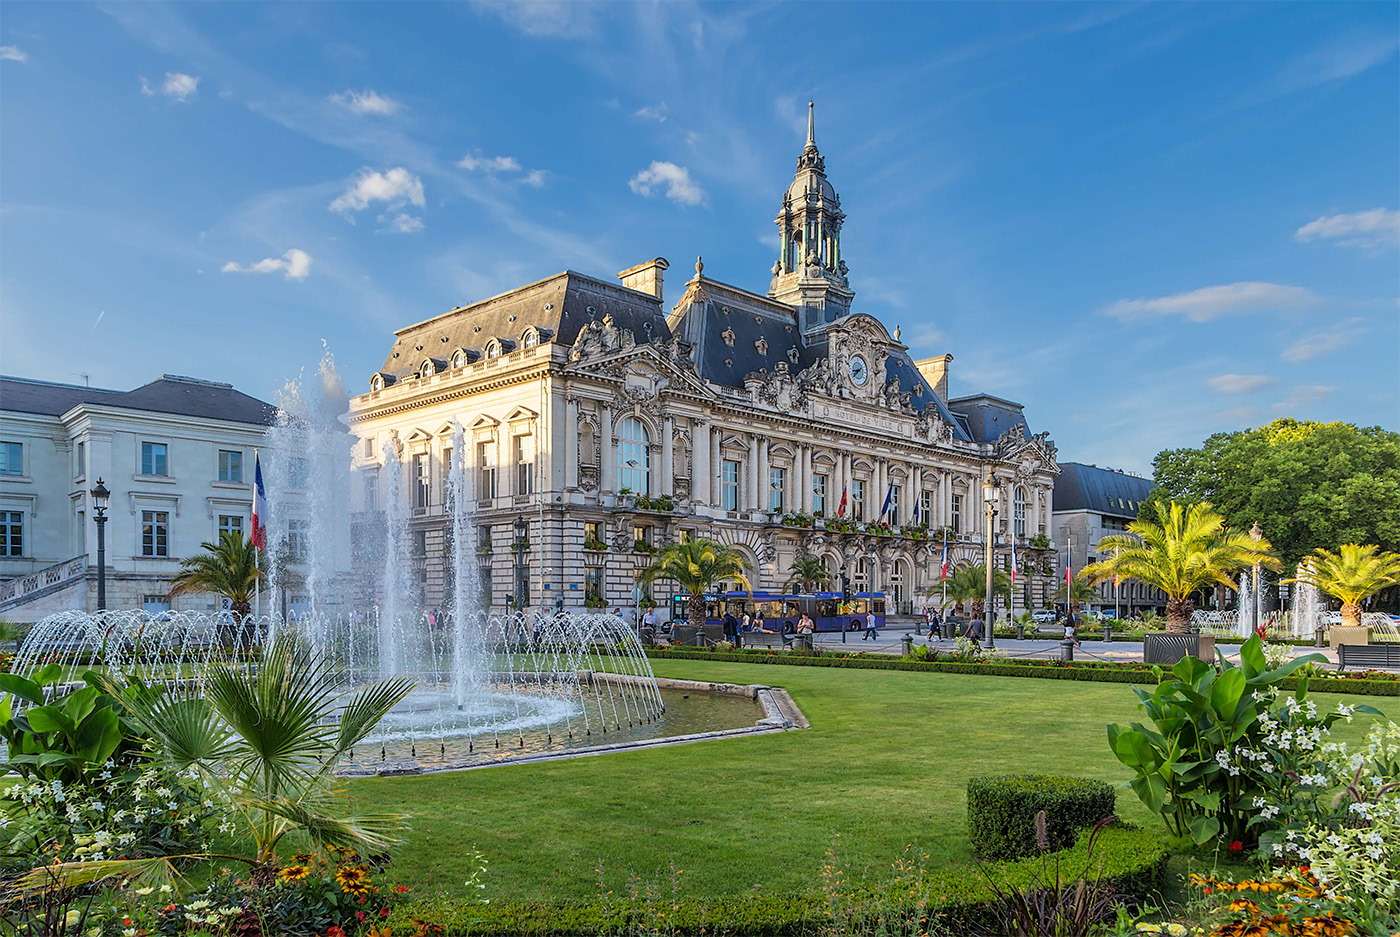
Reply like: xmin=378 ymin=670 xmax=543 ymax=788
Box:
xmin=768 ymin=101 xmax=855 ymax=338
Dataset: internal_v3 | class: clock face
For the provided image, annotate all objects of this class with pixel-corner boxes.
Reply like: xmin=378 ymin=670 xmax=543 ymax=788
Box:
xmin=849 ymin=355 xmax=869 ymax=386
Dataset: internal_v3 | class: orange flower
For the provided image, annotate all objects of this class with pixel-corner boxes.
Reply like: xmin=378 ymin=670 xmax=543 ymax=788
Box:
xmin=335 ymin=865 xmax=376 ymax=897
xmin=278 ymin=864 xmax=312 ymax=882
xmin=1227 ymin=899 xmax=1259 ymax=914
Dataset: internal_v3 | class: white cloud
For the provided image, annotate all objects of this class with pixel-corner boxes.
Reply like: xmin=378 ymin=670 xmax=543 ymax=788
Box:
xmin=1295 ymin=208 xmax=1400 ymax=249
xmin=0 ymin=46 xmax=27 ymax=63
xmin=521 ymin=169 xmax=548 ymax=187
xmin=141 ymin=71 xmax=200 ymax=102
xmin=329 ymin=167 xmax=425 ymax=218
xmin=1207 ymin=374 xmax=1272 ymax=394
xmin=628 ymin=161 xmax=705 ymax=206
xmin=1273 ymin=384 xmax=1336 ymax=412
xmin=634 ymin=102 xmax=668 ymax=122
xmin=382 ymin=213 xmax=424 ymax=234
xmin=457 ymin=153 xmax=522 ymax=173
xmin=470 ymin=0 xmax=597 ymax=38
xmin=1280 ymin=318 xmax=1366 ymax=362
xmin=330 ymin=88 xmax=402 ymax=116
xmin=1101 ymin=282 xmax=1317 ymax=323
xmin=221 ymin=248 xmax=312 ymax=281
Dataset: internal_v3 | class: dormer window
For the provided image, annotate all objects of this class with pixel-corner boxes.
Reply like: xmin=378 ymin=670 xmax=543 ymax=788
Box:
xmin=452 ymin=349 xmax=467 ymax=368
xmin=421 ymin=359 xmax=435 ymax=377
xmin=486 ymin=341 xmax=502 ymax=359
xmin=521 ymin=329 xmax=540 ymax=349
xmin=370 ymin=373 xmax=385 ymax=391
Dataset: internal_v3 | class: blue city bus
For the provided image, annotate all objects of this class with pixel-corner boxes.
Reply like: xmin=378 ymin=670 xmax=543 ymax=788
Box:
xmin=669 ymin=591 xmax=886 ymax=633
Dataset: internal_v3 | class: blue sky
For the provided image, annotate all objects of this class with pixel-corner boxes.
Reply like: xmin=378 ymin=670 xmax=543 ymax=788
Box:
xmin=2 ymin=2 xmax=1396 ymax=473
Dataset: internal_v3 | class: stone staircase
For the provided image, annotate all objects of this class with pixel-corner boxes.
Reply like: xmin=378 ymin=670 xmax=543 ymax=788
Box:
xmin=0 ymin=556 xmax=87 ymax=615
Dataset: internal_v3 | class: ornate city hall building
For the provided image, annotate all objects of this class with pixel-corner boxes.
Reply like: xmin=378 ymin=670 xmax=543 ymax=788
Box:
xmin=346 ymin=107 xmax=1060 ymax=617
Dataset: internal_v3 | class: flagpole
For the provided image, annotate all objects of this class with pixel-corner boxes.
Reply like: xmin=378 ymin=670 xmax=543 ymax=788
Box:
xmin=253 ymin=447 xmax=261 ymax=623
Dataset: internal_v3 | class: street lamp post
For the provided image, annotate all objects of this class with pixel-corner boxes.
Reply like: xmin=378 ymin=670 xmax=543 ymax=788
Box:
xmin=513 ymin=516 xmax=528 ymax=611
xmin=982 ymin=469 xmax=997 ymax=649
xmin=1249 ymin=521 xmax=1263 ymax=637
xmin=90 ymin=478 xmax=110 ymax=612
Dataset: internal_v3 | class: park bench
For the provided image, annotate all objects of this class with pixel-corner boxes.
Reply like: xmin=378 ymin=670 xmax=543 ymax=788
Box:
xmin=742 ymin=631 xmax=789 ymax=650
xmin=1337 ymin=643 xmax=1400 ymax=672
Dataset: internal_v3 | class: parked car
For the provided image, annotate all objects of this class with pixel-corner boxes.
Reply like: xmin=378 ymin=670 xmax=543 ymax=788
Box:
xmin=1031 ymin=610 xmax=1057 ymax=624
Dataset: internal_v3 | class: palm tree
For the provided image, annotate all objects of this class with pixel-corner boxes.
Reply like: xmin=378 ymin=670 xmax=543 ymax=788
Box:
xmin=931 ymin=564 xmax=1009 ymax=620
xmin=167 ymin=532 xmax=263 ymax=616
xmin=1081 ymin=501 xmax=1279 ymax=634
xmin=24 ymin=634 xmax=414 ymax=895
xmin=1286 ymin=544 xmax=1400 ymax=628
xmin=638 ymin=538 xmax=752 ymax=631
xmin=784 ymin=557 xmax=833 ymax=593
xmin=1053 ymin=577 xmax=1100 ymax=609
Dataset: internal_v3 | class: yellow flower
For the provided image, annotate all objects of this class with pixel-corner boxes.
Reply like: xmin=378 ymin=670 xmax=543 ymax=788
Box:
xmin=335 ymin=864 xmax=375 ymax=896
xmin=1166 ymin=925 xmax=1189 ymax=937
xmin=1137 ymin=926 xmax=1162 ymax=934
xmin=278 ymin=864 xmax=312 ymax=882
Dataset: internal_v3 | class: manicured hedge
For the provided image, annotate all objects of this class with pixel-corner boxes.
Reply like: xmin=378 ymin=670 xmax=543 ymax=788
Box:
xmin=644 ymin=649 xmax=1400 ymax=696
xmin=966 ymin=774 xmax=1115 ymax=861
xmin=408 ymin=825 xmax=1168 ymax=935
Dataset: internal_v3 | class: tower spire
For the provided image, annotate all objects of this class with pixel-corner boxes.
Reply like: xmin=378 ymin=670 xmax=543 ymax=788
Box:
xmin=806 ymin=99 xmax=815 ymax=150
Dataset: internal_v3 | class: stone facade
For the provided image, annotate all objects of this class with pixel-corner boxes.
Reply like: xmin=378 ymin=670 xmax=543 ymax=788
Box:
xmin=1051 ymin=462 xmax=1167 ymax=616
xmin=0 ymin=375 xmax=276 ymax=620
xmin=347 ymin=109 xmax=1060 ymax=619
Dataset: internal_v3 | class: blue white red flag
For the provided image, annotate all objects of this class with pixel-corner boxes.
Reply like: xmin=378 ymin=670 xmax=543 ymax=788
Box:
xmin=940 ymin=530 xmax=949 ymax=580
xmin=1011 ymin=536 xmax=1018 ymax=585
xmin=879 ymin=484 xmax=894 ymax=520
xmin=251 ymin=451 xmax=267 ymax=549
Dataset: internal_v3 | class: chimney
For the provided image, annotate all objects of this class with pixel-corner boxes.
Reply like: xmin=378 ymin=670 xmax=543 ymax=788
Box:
xmin=618 ymin=258 xmax=669 ymax=304
xmin=913 ymin=354 xmax=953 ymax=400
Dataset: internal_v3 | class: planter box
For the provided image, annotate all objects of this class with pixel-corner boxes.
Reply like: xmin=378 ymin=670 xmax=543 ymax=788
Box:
xmin=1329 ymin=625 xmax=1372 ymax=649
xmin=1143 ymin=632 xmax=1213 ymax=666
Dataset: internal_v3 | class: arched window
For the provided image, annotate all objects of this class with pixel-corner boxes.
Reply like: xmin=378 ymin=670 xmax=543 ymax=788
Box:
xmin=1014 ymin=486 xmax=1028 ymax=538
xmin=486 ymin=341 xmax=502 ymax=359
xmin=618 ymin=418 xmax=650 ymax=494
xmin=421 ymin=359 xmax=435 ymax=377
xmin=370 ymin=374 xmax=384 ymax=391
xmin=452 ymin=349 xmax=467 ymax=368
xmin=521 ymin=329 xmax=540 ymax=349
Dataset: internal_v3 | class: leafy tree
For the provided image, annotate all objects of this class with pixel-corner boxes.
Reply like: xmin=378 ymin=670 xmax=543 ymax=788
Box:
xmin=637 ymin=539 xmax=752 ymax=631
xmin=167 ymin=532 xmax=264 ymax=616
xmin=784 ymin=558 xmax=833 ymax=593
xmin=1141 ymin=419 xmax=1400 ymax=570
xmin=931 ymin=564 xmax=1009 ymax=620
xmin=1286 ymin=544 xmax=1400 ymax=628
xmin=1083 ymin=501 xmax=1279 ymax=633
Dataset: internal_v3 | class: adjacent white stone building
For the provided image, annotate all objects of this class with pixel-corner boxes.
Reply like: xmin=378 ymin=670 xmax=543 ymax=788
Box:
xmin=0 ymin=374 xmax=276 ymax=620
xmin=1051 ymin=462 xmax=1166 ymax=617
xmin=346 ymin=107 xmax=1062 ymax=618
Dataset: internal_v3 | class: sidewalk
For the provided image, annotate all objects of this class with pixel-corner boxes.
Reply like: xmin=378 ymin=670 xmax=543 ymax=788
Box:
xmin=812 ymin=628 xmax=1342 ymax=666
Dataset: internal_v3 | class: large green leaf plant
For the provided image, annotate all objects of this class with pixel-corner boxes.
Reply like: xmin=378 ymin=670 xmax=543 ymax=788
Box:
xmin=1106 ymin=636 xmax=1378 ymax=846
xmin=0 ymin=665 xmax=143 ymax=784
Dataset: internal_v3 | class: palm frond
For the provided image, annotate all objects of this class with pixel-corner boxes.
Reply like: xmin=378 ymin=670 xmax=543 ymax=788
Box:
xmin=332 ymin=676 xmax=416 ymax=757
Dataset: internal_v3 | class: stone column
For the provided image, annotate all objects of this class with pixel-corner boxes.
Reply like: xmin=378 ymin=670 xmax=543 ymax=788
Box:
xmin=692 ymin=419 xmax=710 ymax=506
xmin=757 ymin=439 xmax=770 ymax=513
xmin=800 ymin=445 xmax=812 ymax=514
xmin=660 ymin=416 xmax=673 ymax=499
xmin=600 ymin=406 xmax=615 ymax=494
xmin=565 ymin=396 xmax=579 ymax=490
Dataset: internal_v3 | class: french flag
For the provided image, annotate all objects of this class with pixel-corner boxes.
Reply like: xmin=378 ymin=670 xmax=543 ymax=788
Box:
xmin=1011 ymin=536 xmax=1018 ymax=585
xmin=251 ymin=451 xmax=267 ymax=549
xmin=837 ymin=485 xmax=848 ymax=517
xmin=940 ymin=529 xmax=949 ymax=580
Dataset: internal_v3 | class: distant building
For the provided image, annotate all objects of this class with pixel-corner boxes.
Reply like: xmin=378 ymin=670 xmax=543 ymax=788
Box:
xmin=1051 ymin=462 xmax=1165 ymax=616
xmin=0 ymin=374 xmax=276 ymax=620
xmin=346 ymin=104 xmax=1062 ymax=618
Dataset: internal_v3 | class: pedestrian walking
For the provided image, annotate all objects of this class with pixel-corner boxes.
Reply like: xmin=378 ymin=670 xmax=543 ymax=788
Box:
xmin=863 ymin=609 xmax=878 ymax=640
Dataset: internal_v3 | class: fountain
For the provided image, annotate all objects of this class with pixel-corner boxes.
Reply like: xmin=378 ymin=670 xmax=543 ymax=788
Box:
xmin=1236 ymin=572 xmax=1256 ymax=637
xmin=1291 ymin=561 xmax=1322 ymax=639
xmin=2 ymin=348 xmax=735 ymax=772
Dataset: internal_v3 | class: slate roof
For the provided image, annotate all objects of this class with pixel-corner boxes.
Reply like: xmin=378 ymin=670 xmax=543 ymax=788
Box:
xmin=883 ymin=350 xmax=972 ymax=436
xmin=947 ymin=393 xmax=1029 ymax=444
xmin=666 ymin=277 xmax=820 ymax=387
xmin=0 ymin=375 xmax=276 ymax=426
xmin=379 ymin=270 xmax=672 ymax=383
xmin=1052 ymin=462 xmax=1155 ymax=519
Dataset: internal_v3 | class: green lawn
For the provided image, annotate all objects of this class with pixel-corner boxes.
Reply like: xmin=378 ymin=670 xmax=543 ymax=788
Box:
xmin=345 ymin=659 xmax=1397 ymax=905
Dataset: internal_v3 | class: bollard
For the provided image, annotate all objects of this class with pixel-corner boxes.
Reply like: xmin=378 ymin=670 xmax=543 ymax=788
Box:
xmin=1060 ymin=639 xmax=1075 ymax=661
xmin=915 ymin=620 xmax=924 ymax=636
xmin=1016 ymin=624 xmax=1025 ymax=640
xmin=1103 ymin=622 xmax=1112 ymax=643
xmin=901 ymin=634 xmax=913 ymax=656
xmin=695 ymin=631 xmax=707 ymax=648
xmin=1315 ymin=626 xmax=1326 ymax=648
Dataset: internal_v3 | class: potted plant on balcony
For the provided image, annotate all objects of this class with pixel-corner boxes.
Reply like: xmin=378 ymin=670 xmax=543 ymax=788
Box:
xmin=583 ymin=536 xmax=609 ymax=552
xmin=633 ymin=539 xmax=655 ymax=555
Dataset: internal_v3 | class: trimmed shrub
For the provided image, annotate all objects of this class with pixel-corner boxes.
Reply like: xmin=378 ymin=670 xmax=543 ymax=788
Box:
xmin=643 ymin=648 xmax=1400 ymax=696
xmin=967 ymin=774 xmax=1116 ymax=861
xmin=404 ymin=825 xmax=1167 ymax=935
